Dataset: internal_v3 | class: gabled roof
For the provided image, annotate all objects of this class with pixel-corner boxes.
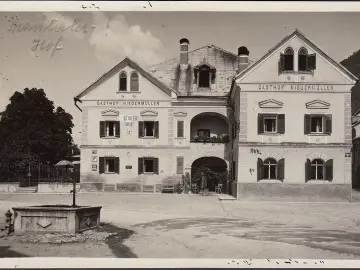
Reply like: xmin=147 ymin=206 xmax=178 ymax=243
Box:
xmin=149 ymin=44 xmax=253 ymax=69
xmin=75 ymin=57 xmax=180 ymax=100
xmin=235 ymin=29 xmax=358 ymax=82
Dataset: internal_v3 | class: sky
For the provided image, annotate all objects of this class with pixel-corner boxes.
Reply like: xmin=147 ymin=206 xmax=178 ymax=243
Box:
xmin=1 ymin=11 xmax=360 ymax=145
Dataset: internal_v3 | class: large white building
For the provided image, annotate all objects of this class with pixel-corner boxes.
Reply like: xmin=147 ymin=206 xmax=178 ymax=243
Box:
xmin=74 ymin=29 xmax=358 ymax=201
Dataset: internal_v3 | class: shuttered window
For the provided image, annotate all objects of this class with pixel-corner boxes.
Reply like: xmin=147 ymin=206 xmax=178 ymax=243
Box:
xmin=176 ymin=156 xmax=184 ymax=174
xmin=138 ymin=121 xmax=159 ymax=138
xmin=100 ymin=121 xmax=120 ymax=138
xmin=99 ymin=157 xmax=120 ymax=174
xmin=305 ymin=158 xmax=333 ymax=181
xmin=257 ymin=158 xmax=285 ymax=181
xmin=130 ymin=72 xmax=139 ymax=92
xmin=258 ymin=114 xmax=285 ymax=134
xmin=138 ymin=157 xmax=159 ymax=175
xmin=304 ymin=114 xmax=332 ymax=135
xmin=177 ymin=121 xmax=184 ymax=138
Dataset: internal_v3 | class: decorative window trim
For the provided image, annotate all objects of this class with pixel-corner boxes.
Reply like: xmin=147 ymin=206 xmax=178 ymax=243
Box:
xmin=101 ymin=109 xmax=120 ymax=116
xmin=174 ymin=112 xmax=187 ymax=117
xmin=259 ymin=99 xmax=283 ymax=109
xmin=261 ymin=152 xmax=283 ymax=162
xmin=140 ymin=109 xmax=158 ymax=117
xmin=307 ymin=153 xmax=330 ymax=162
xmin=119 ymin=71 xmax=127 ymax=92
xmin=305 ymin=100 xmax=330 ymax=109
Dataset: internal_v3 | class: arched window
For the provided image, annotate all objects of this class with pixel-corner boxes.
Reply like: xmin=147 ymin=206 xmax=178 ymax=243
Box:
xmin=263 ymin=158 xmax=277 ymax=179
xmin=284 ymin=47 xmax=294 ymax=71
xmin=119 ymin=72 xmax=127 ymax=91
xmin=298 ymin=47 xmax=308 ymax=71
xmin=130 ymin=72 xmax=139 ymax=92
xmin=310 ymin=159 xmax=324 ymax=180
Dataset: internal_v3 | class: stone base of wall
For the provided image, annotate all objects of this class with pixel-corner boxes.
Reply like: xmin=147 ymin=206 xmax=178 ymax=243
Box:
xmin=237 ymin=183 xmax=351 ymax=202
xmin=80 ymin=183 xmax=166 ymax=193
xmin=37 ymin=183 xmax=80 ymax=193
xmin=0 ymin=183 xmax=19 ymax=193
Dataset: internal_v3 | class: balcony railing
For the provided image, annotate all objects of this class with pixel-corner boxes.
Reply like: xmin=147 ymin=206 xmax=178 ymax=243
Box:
xmin=190 ymin=134 xmax=229 ymax=144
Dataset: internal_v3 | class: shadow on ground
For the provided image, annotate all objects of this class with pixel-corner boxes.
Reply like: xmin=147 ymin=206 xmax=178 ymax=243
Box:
xmin=135 ymin=217 xmax=360 ymax=256
xmin=99 ymin=223 xmax=137 ymax=258
xmin=0 ymin=246 xmax=29 ymax=257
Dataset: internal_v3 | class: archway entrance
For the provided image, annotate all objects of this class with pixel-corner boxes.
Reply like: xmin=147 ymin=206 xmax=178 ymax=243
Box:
xmin=191 ymin=157 xmax=227 ymax=192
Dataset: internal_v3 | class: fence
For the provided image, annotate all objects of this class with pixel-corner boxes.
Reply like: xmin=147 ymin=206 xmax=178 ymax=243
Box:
xmin=1 ymin=165 xmax=80 ymax=187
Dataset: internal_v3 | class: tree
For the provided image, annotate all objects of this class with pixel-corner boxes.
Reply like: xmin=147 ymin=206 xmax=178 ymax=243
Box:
xmin=0 ymin=88 xmax=75 ymax=178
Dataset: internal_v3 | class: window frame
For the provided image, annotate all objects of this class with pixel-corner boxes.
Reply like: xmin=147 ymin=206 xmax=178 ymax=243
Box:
xmin=138 ymin=121 xmax=159 ymax=138
xmin=284 ymin=47 xmax=294 ymax=72
xmin=105 ymin=157 xmax=116 ymax=174
xmin=177 ymin=120 xmax=184 ymax=138
xmin=298 ymin=47 xmax=308 ymax=72
xmin=310 ymin=158 xmax=325 ymax=180
xmin=143 ymin=158 xmax=155 ymax=174
xmin=310 ymin=115 xmax=324 ymax=134
xmin=130 ymin=71 xmax=139 ymax=92
xmin=106 ymin=121 xmax=116 ymax=137
xmin=263 ymin=158 xmax=278 ymax=180
xmin=263 ymin=115 xmax=277 ymax=134
xmin=119 ymin=72 xmax=127 ymax=92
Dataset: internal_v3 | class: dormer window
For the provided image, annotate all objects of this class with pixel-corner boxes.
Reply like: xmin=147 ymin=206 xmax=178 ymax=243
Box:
xmin=194 ymin=58 xmax=216 ymax=89
xmin=119 ymin=72 xmax=127 ymax=91
xmin=199 ymin=67 xmax=210 ymax=88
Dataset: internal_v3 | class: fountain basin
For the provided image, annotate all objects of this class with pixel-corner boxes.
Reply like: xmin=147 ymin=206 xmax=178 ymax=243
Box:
xmin=12 ymin=205 xmax=102 ymax=234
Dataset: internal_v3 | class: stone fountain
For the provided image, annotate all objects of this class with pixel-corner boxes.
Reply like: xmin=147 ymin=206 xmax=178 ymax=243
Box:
xmin=12 ymin=175 xmax=102 ymax=235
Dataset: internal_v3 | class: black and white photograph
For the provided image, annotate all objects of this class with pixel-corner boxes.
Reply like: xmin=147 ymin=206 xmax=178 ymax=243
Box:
xmin=1 ymin=1 xmax=360 ymax=265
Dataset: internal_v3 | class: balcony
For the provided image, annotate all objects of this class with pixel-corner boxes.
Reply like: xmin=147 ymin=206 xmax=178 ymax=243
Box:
xmin=190 ymin=134 xmax=229 ymax=144
xmin=189 ymin=112 xmax=230 ymax=159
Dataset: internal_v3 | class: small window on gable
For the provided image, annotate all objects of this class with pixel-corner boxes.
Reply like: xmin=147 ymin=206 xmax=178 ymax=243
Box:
xmin=199 ymin=67 xmax=210 ymax=88
xmin=298 ymin=48 xmax=308 ymax=71
xmin=279 ymin=47 xmax=294 ymax=72
xmin=119 ymin=72 xmax=127 ymax=91
xmin=284 ymin=47 xmax=294 ymax=71
xmin=130 ymin=72 xmax=139 ymax=92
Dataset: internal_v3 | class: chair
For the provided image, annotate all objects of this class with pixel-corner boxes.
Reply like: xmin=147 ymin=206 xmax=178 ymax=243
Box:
xmin=215 ymin=184 xmax=223 ymax=194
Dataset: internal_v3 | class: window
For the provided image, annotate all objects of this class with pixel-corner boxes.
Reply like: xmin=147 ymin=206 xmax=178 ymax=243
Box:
xmin=197 ymin=129 xmax=210 ymax=138
xmin=258 ymin=114 xmax=285 ymax=134
xmin=257 ymin=158 xmax=285 ymax=181
xmin=304 ymin=114 xmax=332 ymax=135
xmin=298 ymin=48 xmax=316 ymax=72
xmin=130 ymin=72 xmax=139 ymax=92
xmin=263 ymin=158 xmax=277 ymax=179
xmin=119 ymin=72 xmax=127 ymax=91
xmin=198 ymin=68 xmax=210 ymax=88
xmin=138 ymin=157 xmax=159 ymax=175
xmin=99 ymin=157 xmax=120 ymax=174
xmin=138 ymin=121 xmax=159 ymax=138
xmin=99 ymin=121 xmax=120 ymax=138
xmin=305 ymin=158 xmax=333 ymax=181
xmin=177 ymin=120 xmax=184 ymax=138
xmin=176 ymin=156 xmax=184 ymax=174
xmin=180 ymin=44 xmax=188 ymax=52
xmin=310 ymin=159 xmax=324 ymax=180
xmin=298 ymin=48 xmax=308 ymax=71
xmin=279 ymin=47 xmax=294 ymax=72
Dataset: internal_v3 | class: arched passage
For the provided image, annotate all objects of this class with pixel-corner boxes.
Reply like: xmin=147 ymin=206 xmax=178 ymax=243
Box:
xmin=191 ymin=156 xmax=227 ymax=192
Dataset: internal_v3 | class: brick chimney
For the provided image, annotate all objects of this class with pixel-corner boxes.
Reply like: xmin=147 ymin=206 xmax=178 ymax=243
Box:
xmin=180 ymin=38 xmax=190 ymax=65
xmin=238 ymin=46 xmax=249 ymax=73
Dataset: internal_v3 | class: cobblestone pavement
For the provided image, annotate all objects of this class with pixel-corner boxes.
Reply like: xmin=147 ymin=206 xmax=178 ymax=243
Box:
xmin=1 ymin=193 xmax=360 ymax=258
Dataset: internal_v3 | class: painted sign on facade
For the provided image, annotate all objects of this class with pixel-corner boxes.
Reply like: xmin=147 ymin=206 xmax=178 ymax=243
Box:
xmin=257 ymin=84 xmax=335 ymax=91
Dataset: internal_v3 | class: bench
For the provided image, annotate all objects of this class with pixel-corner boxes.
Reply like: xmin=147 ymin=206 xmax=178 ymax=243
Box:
xmin=161 ymin=185 xmax=175 ymax=193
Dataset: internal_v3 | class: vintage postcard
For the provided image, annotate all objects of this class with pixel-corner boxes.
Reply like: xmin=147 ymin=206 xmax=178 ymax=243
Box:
xmin=1 ymin=1 xmax=360 ymax=268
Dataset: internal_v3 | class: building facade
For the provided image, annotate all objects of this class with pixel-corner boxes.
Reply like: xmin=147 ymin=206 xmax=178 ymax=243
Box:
xmin=75 ymin=30 xmax=358 ymax=201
